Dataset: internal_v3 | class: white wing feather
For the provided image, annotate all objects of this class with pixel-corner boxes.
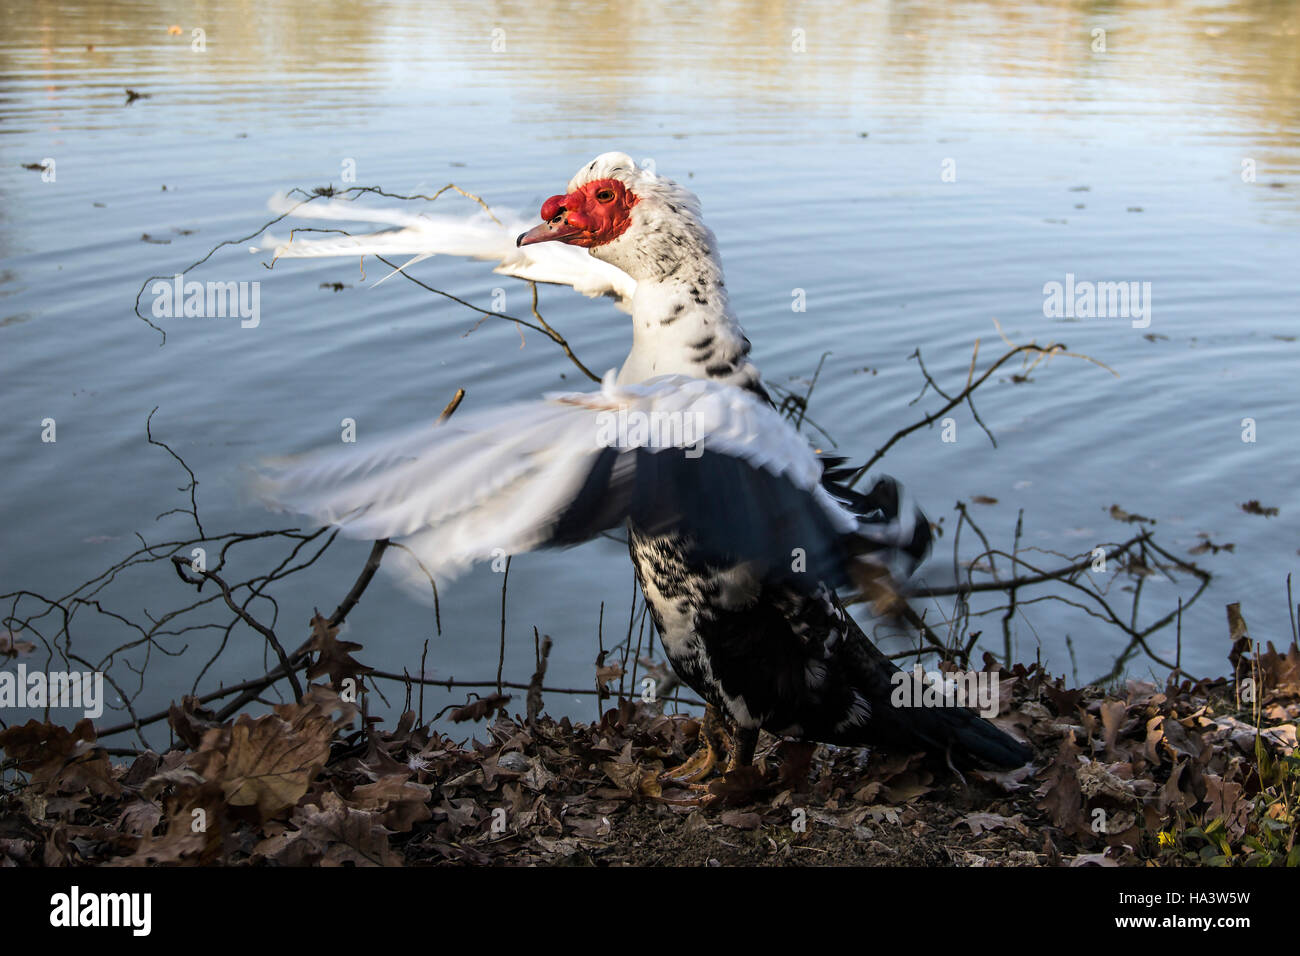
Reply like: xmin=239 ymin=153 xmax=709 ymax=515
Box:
xmin=253 ymin=374 xmax=855 ymax=590
xmin=257 ymin=193 xmax=636 ymax=310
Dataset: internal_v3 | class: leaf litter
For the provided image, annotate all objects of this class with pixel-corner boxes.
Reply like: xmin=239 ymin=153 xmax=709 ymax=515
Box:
xmin=1 ymin=615 xmax=1296 ymax=867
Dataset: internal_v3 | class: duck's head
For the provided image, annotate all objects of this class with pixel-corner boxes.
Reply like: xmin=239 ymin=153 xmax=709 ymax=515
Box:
xmin=517 ymin=152 xmax=714 ymax=281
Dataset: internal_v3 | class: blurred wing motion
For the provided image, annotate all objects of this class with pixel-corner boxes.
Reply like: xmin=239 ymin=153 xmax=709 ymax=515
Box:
xmin=257 ymin=193 xmax=636 ymax=310
xmin=253 ymin=373 xmax=920 ymax=595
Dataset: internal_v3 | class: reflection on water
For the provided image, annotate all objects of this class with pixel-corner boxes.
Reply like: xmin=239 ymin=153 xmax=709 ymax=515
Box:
xmin=1 ymin=0 xmax=1297 ymax=732
xmin=3 ymin=1 xmax=1298 ymax=154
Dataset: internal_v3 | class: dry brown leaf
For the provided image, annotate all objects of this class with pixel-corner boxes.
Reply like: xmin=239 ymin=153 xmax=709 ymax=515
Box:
xmin=1036 ymin=731 xmax=1090 ymax=838
xmin=1098 ymin=700 xmax=1128 ymax=758
xmin=1258 ymin=641 xmax=1300 ymax=697
xmin=599 ymin=759 xmax=661 ymax=797
xmin=305 ymin=613 xmax=372 ymax=687
xmin=349 ymin=775 xmax=432 ymax=832
xmin=118 ymin=780 xmax=224 ymax=866
xmin=187 ymin=705 xmax=333 ymax=821
xmin=1204 ymin=774 xmax=1250 ymax=838
xmin=449 ymin=693 xmax=510 ymax=723
xmin=1043 ymin=683 xmax=1084 ymax=716
xmin=115 ymin=799 xmax=163 ymax=836
xmin=167 ymin=696 xmax=223 ymax=750
xmin=0 ymin=719 xmax=120 ymax=798
xmin=1160 ymin=716 xmax=1205 ymax=761
xmin=292 ymin=792 xmax=401 ymax=866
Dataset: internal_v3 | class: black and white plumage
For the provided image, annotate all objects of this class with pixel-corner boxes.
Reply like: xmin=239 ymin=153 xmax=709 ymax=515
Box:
xmin=257 ymin=373 xmax=920 ymax=588
xmin=258 ymin=152 xmax=1030 ymax=772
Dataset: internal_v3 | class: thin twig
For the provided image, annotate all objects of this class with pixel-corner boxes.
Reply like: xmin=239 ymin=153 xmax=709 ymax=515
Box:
xmin=850 ymin=335 xmax=1116 ymax=485
xmin=497 ymin=556 xmax=511 ymax=696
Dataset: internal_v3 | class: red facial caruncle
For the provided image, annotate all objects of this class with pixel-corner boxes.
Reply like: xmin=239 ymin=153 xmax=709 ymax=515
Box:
xmin=516 ymin=179 xmax=639 ymax=248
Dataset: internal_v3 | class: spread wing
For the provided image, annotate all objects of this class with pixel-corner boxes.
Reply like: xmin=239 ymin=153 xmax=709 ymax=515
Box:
xmin=253 ymin=374 xmax=922 ymax=594
xmin=256 ymin=194 xmax=636 ymax=310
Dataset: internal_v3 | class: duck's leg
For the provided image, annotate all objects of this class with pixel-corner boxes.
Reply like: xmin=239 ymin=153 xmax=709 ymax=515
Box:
xmin=726 ymin=726 xmax=759 ymax=772
xmin=659 ymin=704 xmax=731 ymax=786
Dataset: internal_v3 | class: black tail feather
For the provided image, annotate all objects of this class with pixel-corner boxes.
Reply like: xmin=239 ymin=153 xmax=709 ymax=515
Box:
xmin=880 ymin=699 xmax=1034 ymax=769
xmin=842 ymin=618 xmax=1032 ymax=769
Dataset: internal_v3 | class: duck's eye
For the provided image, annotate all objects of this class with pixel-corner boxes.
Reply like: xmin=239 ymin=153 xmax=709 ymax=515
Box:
xmin=595 ymin=188 xmax=615 ymax=203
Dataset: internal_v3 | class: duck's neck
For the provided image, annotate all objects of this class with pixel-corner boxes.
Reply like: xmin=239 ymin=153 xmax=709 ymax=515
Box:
xmin=617 ymin=275 xmax=762 ymax=393
xmin=595 ymin=224 xmax=764 ymax=395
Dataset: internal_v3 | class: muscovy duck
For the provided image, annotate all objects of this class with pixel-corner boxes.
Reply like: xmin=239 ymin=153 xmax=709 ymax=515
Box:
xmin=257 ymin=153 xmax=1031 ymax=782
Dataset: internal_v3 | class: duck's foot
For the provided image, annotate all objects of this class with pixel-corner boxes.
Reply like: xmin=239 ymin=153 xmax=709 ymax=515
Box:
xmin=658 ymin=743 xmax=716 ymax=787
xmin=659 ymin=704 xmax=731 ymax=786
xmin=659 ymin=721 xmax=764 ymax=807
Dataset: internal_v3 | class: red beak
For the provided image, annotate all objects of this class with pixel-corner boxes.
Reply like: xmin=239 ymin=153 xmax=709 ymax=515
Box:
xmin=516 ymin=216 xmax=583 ymax=247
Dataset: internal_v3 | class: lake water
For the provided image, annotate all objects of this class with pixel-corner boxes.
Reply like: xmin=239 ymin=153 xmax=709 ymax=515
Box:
xmin=2 ymin=0 xmax=1297 ymax=745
